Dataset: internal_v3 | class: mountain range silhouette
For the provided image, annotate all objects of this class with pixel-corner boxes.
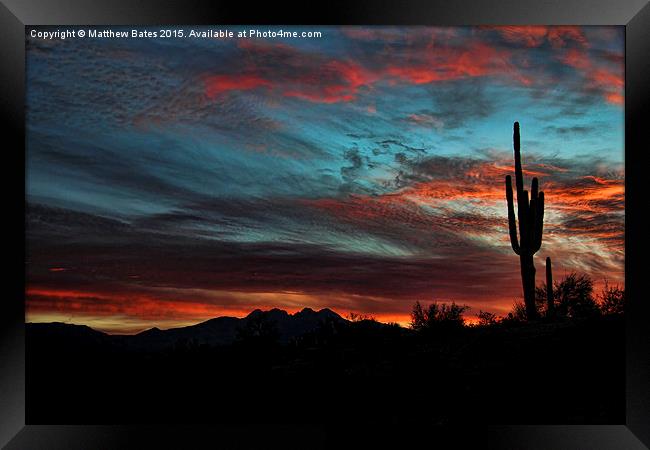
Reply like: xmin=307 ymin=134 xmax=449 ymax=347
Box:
xmin=26 ymin=307 xmax=361 ymax=350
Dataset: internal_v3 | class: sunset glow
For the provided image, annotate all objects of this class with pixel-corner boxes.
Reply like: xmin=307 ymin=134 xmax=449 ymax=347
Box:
xmin=26 ymin=26 xmax=624 ymax=333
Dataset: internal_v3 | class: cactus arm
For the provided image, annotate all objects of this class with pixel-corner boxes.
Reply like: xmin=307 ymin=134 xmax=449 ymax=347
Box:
xmin=531 ymin=177 xmax=539 ymax=202
xmin=513 ymin=122 xmax=527 ymax=245
xmin=519 ymin=189 xmax=530 ymax=249
xmin=513 ymin=122 xmax=524 ymax=194
xmin=529 ymin=197 xmax=537 ymax=250
xmin=533 ymin=191 xmax=545 ymax=252
xmin=505 ymin=175 xmax=520 ymax=255
xmin=546 ymin=256 xmax=554 ymax=318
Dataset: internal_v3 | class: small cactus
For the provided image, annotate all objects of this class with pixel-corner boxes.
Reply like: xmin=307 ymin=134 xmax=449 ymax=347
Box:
xmin=505 ymin=122 xmax=545 ymax=320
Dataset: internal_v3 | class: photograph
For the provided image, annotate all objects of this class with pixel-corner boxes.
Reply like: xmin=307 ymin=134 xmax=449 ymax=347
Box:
xmin=24 ymin=25 xmax=626 ymax=426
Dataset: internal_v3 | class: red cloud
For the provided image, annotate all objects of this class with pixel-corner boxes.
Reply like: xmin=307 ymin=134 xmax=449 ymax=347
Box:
xmin=561 ymin=48 xmax=591 ymax=70
xmin=202 ymin=39 xmax=533 ymax=104
xmin=546 ymin=26 xmax=589 ymax=48
xmin=283 ymin=60 xmax=375 ymax=103
xmin=493 ymin=26 xmax=549 ymax=47
xmin=492 ymin=26 xmax=588 ymax=48
xmin=371 ymin=42 xmax=530 ymax=86
xmin=202 ymin=40 xmax=377 ymax=104
xmin=204 ymin=74 xmax=271 ymax=98
xmin=604 ymin=92 xmax=624 ymax=105
xmin=483 ymin=26 xmax=622 ymax=106
xmin=558 ymin=47 xmax=623 ymax=105
xmin=189 ymin=27 xmax=621 ymax=109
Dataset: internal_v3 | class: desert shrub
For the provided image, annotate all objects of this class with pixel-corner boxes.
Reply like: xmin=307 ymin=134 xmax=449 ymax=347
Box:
xmin=410 ymin=301 xmax=427 ymax=331
xmin=553 ymin=272 xmax=600 ymax=319
xmin=476 ymin=310 xmax=498 ymax=326
xmin=505 ymin=300 xmax=528 ymax=323
xmin=535 ymin=285 xmax=552 ymax=317
xmin=410 ymin=301 xmax=469 ymax=331
xmin=599 ymin=281 xmax=625 ymax=315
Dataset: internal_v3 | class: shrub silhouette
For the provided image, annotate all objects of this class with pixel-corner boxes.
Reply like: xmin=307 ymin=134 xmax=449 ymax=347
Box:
xmin=598 ymin=281 xmax=625 ymax=315
xmin=505 ymin=122 xmax=546 ymax=320
xmin=410 ymin=301 xmax=426 ymax=330
xmin=535 ymin=285 xmax=550 ymax=317
xmin=410 ymin=301 xmax=469 ymax=331
xmin=505 ymin=300 xmax=529 ymax=323
xmin=476 ymin=310 xmax=498 ymax=326
xmin=535 ymin=257 xmax=555 ymax=318
xmin=545 ymin=272 xmax=600 ymax=319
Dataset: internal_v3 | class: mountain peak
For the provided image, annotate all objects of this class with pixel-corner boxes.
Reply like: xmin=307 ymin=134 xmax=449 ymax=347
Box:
xmin=246 ymin=309 xmax=264 ymax=318
xmin=136 ymin=326 xmax=162 ymax=336
xmin=318 ymin=308 xmax=342 ymax=319
xmin=246 ymin=308 xmax=290 ymax=319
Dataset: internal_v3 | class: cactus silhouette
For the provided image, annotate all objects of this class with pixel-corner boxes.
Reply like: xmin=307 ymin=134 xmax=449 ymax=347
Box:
xmin=505 ymin=122 xmax=544 ymax=320
xmin=546 ymin=257 xmax=554 ymax=319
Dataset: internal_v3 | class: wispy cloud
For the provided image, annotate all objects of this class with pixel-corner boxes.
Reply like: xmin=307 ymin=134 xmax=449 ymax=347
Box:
xmin=26 ymin=26 xmax=624 ymax=331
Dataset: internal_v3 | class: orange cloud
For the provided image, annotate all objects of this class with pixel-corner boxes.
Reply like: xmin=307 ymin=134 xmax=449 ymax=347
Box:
xmin=546 ymin=176 xmax=624 ymax=211
xmin=27 ymin=288 xmax=234 ymax=319
xmin=303 ymin=159 xmax=623 ymax=284
xmin=604 ymin=92 xmax=624 ymax=105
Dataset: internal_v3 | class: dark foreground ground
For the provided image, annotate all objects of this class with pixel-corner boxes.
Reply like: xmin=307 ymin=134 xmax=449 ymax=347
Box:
xmin=26 ymin=314 xmax=624 ymax=425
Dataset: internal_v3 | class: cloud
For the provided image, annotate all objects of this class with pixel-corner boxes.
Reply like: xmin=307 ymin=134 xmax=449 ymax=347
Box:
xmin=474 ymin=26 xmax=623 ymax=107
xmin=198 ymin=36 xmax=534 ymax=106
xmin=405 ymin=78 xmax=495 ymax=129
xmin=487 ymin=26 xmax=588 ymax=49
xmin=557 ymin=48 xmax=623 ymax=105
xmin=26 ymin=142 xmax=624 ymax=330
xmin=204 ymin=74 xmax=272 ymax=97
xmin=544 ymin=124 xmax=597 ymax=135
xmin=384 ymin=41 xmax=530 ymax=85
xmin=198 ymin=40 xmax=377 ymax=104
xmin=25 ymin=26 xmax=624 ymax=331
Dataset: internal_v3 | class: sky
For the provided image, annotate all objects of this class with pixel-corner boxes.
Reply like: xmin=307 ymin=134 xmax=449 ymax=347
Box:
xmin=25 ymin=26 xmax=624 ymax=333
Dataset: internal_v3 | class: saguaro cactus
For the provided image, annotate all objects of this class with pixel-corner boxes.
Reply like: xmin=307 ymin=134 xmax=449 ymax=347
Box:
xmin=546 ymin=257 xmax=554 ymax=318
xmin=505 ymin=122 xmax=544 ymax=320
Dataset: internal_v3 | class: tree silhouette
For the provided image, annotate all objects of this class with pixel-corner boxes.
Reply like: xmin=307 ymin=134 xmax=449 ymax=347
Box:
xmin=410 ymin=301 xmax=426 ymax=330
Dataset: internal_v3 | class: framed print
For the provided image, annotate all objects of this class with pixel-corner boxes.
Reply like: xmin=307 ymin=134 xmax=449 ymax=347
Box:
xmin=1 ymin=1 xmax=649 ymax=448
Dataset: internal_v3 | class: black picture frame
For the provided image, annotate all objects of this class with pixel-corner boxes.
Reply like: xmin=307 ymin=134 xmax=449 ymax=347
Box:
xmin=1 ymin=1 xmax=648 ymax=448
